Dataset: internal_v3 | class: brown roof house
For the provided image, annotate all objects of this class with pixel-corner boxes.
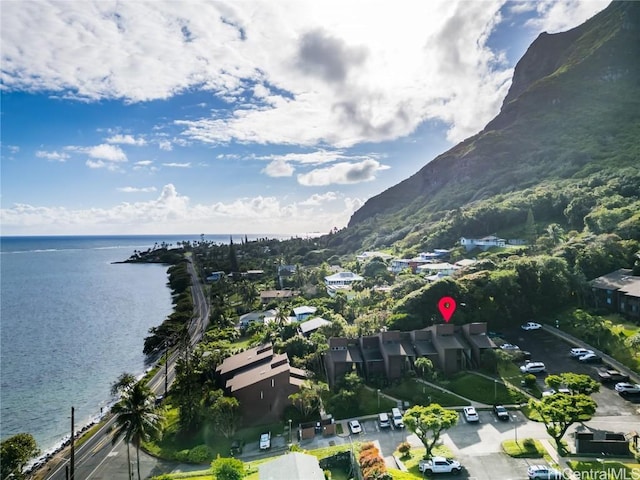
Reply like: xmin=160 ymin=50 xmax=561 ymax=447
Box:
xmin=324 ymin=323 xmax=496 ymax=387
xmin=216 ymin=344 xmax=306 ymax=425
xmin=591 ymin=268 xmax=640 ymax=318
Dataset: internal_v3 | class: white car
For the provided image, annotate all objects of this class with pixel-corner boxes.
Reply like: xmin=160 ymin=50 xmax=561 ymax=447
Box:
xmin=462 ymin=406 xmax=479 ymax=422
xmin=500 ymin=343 xmax=520 ymax=351
xmin=570 ymin=347 xmax=594 ymax=358
xmin=528 ymin=465 xmax=562 ymax=479
xmin=614 ymin=382 xmax=640 ymax=395
xmin=348 ymin=419 xmax=363 ymax=434
xmin=259 ymin=432 xmax=271 ymax=450
xmin=520 ymin=362 xmax=546 ymax=374
xmin=521 ymin=322 xmax=542 ymax=330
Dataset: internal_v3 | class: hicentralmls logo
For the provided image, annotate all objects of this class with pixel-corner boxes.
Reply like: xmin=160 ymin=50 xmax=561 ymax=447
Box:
xmin=563 ymin=467 xmax=640 ymax=480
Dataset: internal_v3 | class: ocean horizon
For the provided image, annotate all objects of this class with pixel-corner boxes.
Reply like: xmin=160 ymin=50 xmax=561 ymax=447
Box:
xmin=0 ymin=234 xmax=290 ymax=461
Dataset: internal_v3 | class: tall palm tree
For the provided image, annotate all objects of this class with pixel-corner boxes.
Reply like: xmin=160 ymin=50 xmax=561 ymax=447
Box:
xmin=111 ymin=381 xmax=163 ymax=480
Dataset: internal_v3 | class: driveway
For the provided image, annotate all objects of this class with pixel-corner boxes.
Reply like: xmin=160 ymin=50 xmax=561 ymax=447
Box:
xmin=500 ymin=327 xmax=640 ymax=416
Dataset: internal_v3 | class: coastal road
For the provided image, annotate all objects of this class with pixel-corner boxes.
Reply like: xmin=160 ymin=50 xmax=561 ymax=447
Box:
xmin=41 ymin=257 xmax=209 ymax=480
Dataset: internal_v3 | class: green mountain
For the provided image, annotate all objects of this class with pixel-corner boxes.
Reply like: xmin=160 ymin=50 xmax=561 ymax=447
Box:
xmin=339 ymin=1 xmax=639 ymax=255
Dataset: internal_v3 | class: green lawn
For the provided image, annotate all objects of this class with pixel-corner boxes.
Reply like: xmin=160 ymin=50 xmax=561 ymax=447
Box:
xmin=383 ymin=379 xmax=470 ymax=407
xmin=436 ymin=372 xmax=529 ymax=405
xmin=567 ymin=460 xmax=640 ymax=479
xmin=501 ymin=438 xmax=546 ymax=458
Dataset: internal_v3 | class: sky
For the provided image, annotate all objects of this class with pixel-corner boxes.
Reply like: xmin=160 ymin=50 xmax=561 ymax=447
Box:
xmin=0 ymin=0 xmax=610 ymax=236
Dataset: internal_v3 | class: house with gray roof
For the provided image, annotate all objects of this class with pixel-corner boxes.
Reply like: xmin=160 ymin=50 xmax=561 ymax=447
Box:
xmin=259 ymin=452 xmax=324 ymax=480
xmin=591 ymin=268 xmax=640 ymax=318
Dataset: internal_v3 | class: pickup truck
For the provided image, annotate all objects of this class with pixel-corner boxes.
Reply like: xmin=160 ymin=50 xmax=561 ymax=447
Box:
xmin=597 ymin=368 xmax=629 ymax=383
xmin=418 ymin=457 xmax=462 ymax=474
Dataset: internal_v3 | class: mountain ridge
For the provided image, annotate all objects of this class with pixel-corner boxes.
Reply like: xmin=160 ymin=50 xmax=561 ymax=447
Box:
xmin=347 ymin=1 xmax=639 ymax=236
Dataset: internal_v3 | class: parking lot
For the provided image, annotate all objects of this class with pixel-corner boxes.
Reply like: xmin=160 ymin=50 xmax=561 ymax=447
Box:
xmin=499 ymin=327 xmax=640 ymax=416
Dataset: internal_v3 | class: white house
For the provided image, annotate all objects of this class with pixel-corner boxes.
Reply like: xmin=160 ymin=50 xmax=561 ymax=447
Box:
xmin=455 ymin=258 xmax=477 ymax=268
xmin=389 ymin=259 xmax=412 ymax=274
xmin=324 ymin=271 xmax=364 ymax=286
xmin=292 ymin=306 xmax=317 ymax=322
xmin=460 ymin=236 xmax=506 ymax=251
xmin=299 ymin=317 xmax=332 ymax=336
xmin=416 ymin=262 xmax=459 ymax=276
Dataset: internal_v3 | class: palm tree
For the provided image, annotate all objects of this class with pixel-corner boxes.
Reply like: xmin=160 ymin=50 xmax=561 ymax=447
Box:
xmin=111 ymin=381 xmax=163 ymax=480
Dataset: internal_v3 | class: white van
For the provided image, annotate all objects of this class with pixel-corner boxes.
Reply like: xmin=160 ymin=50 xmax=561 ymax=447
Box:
xmin=391 ymin=407 xmax=404 ymax=428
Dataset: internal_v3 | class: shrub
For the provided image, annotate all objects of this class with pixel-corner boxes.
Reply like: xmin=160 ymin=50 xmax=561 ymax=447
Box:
xmin=523 ymin=374 xmax=537 ymax=387
xmin=188 ymin=444 xmax=213 ymax=463
xmin=398 ymin=441 xmax=412 ymax=458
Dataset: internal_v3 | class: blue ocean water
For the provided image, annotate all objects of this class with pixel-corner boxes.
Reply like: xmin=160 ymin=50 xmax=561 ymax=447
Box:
xmin=0 ymin=234 xmax=222 ymax=456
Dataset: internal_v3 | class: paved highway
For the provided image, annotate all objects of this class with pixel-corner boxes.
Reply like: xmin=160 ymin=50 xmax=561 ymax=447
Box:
xmin=41 ymin=257 xmax=209 ymax=480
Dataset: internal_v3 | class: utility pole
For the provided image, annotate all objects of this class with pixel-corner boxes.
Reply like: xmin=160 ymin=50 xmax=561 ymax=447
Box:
xmin=70 ymin=406 xmax=75 ymax=480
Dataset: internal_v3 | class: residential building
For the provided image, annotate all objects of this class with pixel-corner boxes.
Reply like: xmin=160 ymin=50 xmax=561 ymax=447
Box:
xmin=356 ymin=251 xmax=393 ymax=262
xmin=389 ymin=258 xmax=412 ymax=274
xmin=323 ymin=323 xmax=495 ymax=387
xmin=324 ymin=271 xmax=364 ymax=286
xmin=259 ymin=452 xmax=325 ymax=480
xmin=460 ymin=236 xmax=506 ymax=251
xmin=591 ymin=268 xmax=640 ymax=318
xmin=206 ymin=271 xmax=226 ymax=282
xmin=259 ymin=289 xmax=299 ymax=304
xmin=416 ymin=262 xmax=459 ymax=276
xmin=299 ymin=317 xmax=332 ymax=336
xmin=216 ymin=344 xmax=306 ymax=424
xmin=293 ymin=305 xmax=317 ymax=322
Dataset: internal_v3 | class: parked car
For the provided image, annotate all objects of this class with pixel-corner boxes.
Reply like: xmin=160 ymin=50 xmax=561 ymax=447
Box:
xmin=230 ymin=439 xmax=244 ymax=456
xmin=348 ymin=419 xmax=363 ymax=434
xmin=500 ymin=343 xmax=520 ymax=351
xmin=542 ymin=387 xmax=571 ymax=397
xmin=462 ymin=406 xmax=479 ymax=422
xmin=493 ymin=404 xmax=509 ymax=421
xmin=527 ymin=465 xmax=562 ymax=479
xmin=378 ymin=412 xmax=391 ymax=428
xmin=578 ymin=352 xmax=602 ymax=363
xmin=259 ymin=432 xmax=271 ymax=450
xmin=391 ymin=407 xmax=404 ymax=428
xmin=520 ymin=361 xmax=546 ymax=374
xmin=521 ymin=322 xmax=542 ymax=331
xmin=614 ymin=382 xmax=640 ymax=395
xmin=570 ymin=347 xmax=594 ymax=358
xmin=419 ymin=457 xmax=462 ymax=474
xmin=597 ymin=368 xmax=630 ymax=384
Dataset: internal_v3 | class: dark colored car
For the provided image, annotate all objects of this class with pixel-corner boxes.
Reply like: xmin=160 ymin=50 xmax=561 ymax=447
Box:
xmin=493 ymin=404 xmax=510 ymax=421
xmin=597 ymin=368 xmax=630 ymax=384
xmin=230 ymin=439 xmax=244 ymax=456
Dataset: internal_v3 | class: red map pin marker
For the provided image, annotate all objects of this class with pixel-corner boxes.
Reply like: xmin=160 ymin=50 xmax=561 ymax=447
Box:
xmin=438 ymin=296 xmax=456 ymax=323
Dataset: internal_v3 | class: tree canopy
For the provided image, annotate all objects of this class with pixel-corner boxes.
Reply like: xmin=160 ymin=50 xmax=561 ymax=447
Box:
xmin=403 ymin=404 xmax=458 ymax=457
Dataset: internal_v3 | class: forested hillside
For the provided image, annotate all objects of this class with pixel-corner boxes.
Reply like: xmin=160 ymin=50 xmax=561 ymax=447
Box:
xmin=333 ymin=1 xmax=639 ymax=258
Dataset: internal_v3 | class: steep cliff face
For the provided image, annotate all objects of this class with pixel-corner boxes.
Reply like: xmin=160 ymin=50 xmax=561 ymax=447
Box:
xmin=348 ymin=1 xmax=639 ymax=228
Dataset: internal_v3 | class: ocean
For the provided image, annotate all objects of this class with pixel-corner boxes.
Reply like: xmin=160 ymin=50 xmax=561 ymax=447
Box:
xmin=0 ymin=234 xmax=243 ymax=458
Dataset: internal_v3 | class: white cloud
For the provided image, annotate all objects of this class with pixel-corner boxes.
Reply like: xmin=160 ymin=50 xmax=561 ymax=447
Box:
xmin=297 ymin=159 xmax=389 ymax=186
xmin=298 ymin=192 xmax=338 ymax=206
xmin=262 ymin=158 xmax=294 ymax=177
xmin=0 ymin=184 xmax=360 ymax=235
xmin=117 ymin=186 xmax=157 ymax=193
xmin=36 ymin=150 xmax=70 ymax=162
xmin=0 ymin=0 xmax=610 ymax=149
xmin=523 ymin=0 xmax=610 ymax=33
xmin=158 ymin=140 xmax=173 ymax=151
xmin=162 ymin=162 xmax=191 ymax=168
xmin=106 ymin=134 xmax=146 ymax=146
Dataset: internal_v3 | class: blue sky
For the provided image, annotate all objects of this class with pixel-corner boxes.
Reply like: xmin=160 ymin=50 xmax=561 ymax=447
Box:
xmin=0 ymin=0 xmax=609 ymax=236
